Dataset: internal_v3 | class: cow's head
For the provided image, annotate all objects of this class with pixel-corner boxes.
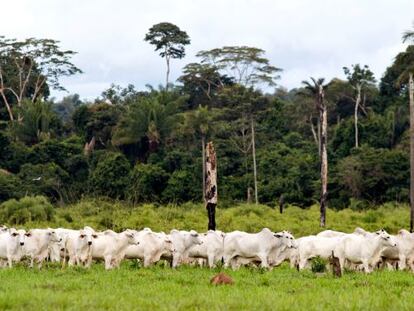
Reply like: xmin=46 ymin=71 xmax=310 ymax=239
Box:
xmin=0 ymin=225 xmax=8 ymax=233
xmin=375 ymin=229 xmax=397 ymax=247
xmin=123 ymin=229 xmax=140 ymax=245
xmin=9 ymin=228 xmax=26 ymax=246
xmin=79 ymin=229 xmax=97 ymax=246
xmin=45 ymin=229 xmax=62 ymax=243
xmin=189 ymin=230 xmax=203 ymax=245
xmin=274 ymin=230 xmax=297 ymax=248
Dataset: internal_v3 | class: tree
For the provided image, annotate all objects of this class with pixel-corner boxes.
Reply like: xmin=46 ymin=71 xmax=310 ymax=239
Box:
xmin=0 ymin=37 xmax=82 ymax=121
xmin=197 ymin=46 xmax=282 ymax=204
xmin=302 ymin=78 xmax=329 ymax=227
xmin=112 ymin=90 xmax=181 ymax=157
xmin=10 ymin=99 xmax=57 ymax=145
xmin=343 ymin=64 xmax=376 ymax=148
xmin=144 ymin=22 xmax=190 ymax=90
xmin=196 ymin=46 xmax=282 ymax=89
xmin=402 ymin=21 xmax=414 ymax=43
xmin=178 ymin=62 xmax=233 ymax=108
xmin=394 ymin=43 xmax=414 ymax=231
xmin=183 ymin=105 xmax=212 ymax=201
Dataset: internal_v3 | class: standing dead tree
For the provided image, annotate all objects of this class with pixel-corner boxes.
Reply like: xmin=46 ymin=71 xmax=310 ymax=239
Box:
xmin=205 ymin=141 xmax=217 ymax=230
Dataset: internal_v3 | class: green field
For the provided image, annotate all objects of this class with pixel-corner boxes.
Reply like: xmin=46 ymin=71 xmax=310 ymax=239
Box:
xmin=2 ymin=201 xmax=414 ymax=310
xmin=1 ymin=263 xmax=414 ymax=310
xmin=15 ymin=199 xmax=413 ymax=237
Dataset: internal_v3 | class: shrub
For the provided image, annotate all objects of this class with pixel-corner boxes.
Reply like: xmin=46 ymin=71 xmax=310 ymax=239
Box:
xmin=0 ymin=196 xmax=54 ymax=225
xmin=311 ymin=257 xmax=327 ymax=273
xmin=0 ymin=172 xmax=23 ymax=202
xmin=89 ymin=152 xmax=131 ymax=199
xmin=163 ymin=170 xmax=199 ymax=203
xmin=128 ymin=163 xmax=169 ymax=203
xmin=17 ymin=162 xmax=70 ymax=202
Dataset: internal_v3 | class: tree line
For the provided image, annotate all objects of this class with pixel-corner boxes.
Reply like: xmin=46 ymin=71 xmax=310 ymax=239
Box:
xmin=1 ymin=23 xmax=414 ymax=224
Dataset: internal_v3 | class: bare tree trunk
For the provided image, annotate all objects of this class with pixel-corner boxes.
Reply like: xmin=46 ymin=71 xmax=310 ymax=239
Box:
xmin=354 ymin=85 xmax=361 ymax=148
xmin=205 ymin=142 xmax=217 ymax=230
xmin=409 ymin=73 xmax=414 ymax=232
xmin=202 ymin=135 xmax=206 ymax=203
xmin=319 ymin=86 xmax=328 ymax=227
xmin=0 ymin=91 xmax=14 ymax=121
xmin=251 ymin=119 xmax=258 ymax=205
xmin=317 ymin=117 xmax=321 ymax=156
xmin=165 ymin=54 xmax=170 ymax=91
xmin=310 ymin=116 xmax=319 ymax=150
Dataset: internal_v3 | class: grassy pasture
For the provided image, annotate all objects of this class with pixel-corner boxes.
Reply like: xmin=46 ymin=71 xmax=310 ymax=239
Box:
xmin=2 ymin=201 xmax=414 ymax=310
xmin=18 ymin=199 xmax=412 ymax=237
xmin=1 ymin=263 xmax=414 ymax=310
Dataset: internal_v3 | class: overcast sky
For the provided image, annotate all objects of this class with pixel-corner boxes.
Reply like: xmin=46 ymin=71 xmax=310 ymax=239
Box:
xmin=2 ymin=0 xmax=414 ymax=100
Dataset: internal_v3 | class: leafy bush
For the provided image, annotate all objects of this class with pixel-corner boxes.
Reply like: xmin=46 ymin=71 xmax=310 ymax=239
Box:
xmin=128 ymin=163 xmax=169 ymax=203
xmin=162 ymin=170 xmax=199 ymax=203
xmin=0 ymin=196 xmax=54 ymax=225
xmin=89 ymin=152 xmax=131 ymax=199
xmin=17 ymin=162 xmax=70 ymax=202
xmin=0 ymin=172 xmax=23 ymax=202
xmin=311 ymin=257 xmax=327 ymax=273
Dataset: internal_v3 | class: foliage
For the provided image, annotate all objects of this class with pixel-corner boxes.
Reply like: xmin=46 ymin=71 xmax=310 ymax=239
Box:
xmin=0 ymin=172 xmax=23 ymax=202
xmin=10 ymin=100 xmax=60 ymax=145
xmin=128 ymin=163 xmax=169 ymax=203
xmin=89 ymin=152 xmax=131 ymax=199
xmin=144 ymin=22 xmax=190 ymax=60
xmin=0 ymin=195 xmax=54 ymax=225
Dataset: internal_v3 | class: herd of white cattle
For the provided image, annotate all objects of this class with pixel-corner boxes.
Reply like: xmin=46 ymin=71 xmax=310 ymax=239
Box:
xmin=0 ymin=224 xmax=412 ymax=273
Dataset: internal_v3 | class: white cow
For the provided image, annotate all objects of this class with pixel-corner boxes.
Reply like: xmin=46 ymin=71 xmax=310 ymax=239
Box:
xmin=47 ymin=228 xmax=74 ymax=263
xmin=0 ymin=228 xmax=26 ymax=268
xmin=223 ymin=228 xmax=297 ymax=269
xmin=124 ymin=228 xmax=174 ymax=267
xmin=316 ymin=230 xmax=347 ymax=238
xmin=65 ymin=227 xmax=98 ymax=267
xmin=89 ymin=229 xmax=140 ymax=269
xmin=23 ymin=229 xmax=62 ymax=268
xmin=380 ymin=229 xmax=414 ymax=270
xmin=169 ymin=230 xmax=203 ymax=268
xmin=186 ymin=230 xmax=225 ymax=268
xmin=334 ymin=229 xmax=397 ymax=273
xmin=297 ymin=235 xmax=342 ymax=270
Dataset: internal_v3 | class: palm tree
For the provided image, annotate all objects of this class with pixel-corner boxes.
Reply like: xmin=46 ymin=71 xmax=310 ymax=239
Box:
xmin=112 ymin=91 xmax=178 ymax=155
xmin=402 ymin=22 xmax=414 ymax=43
xmin=302 ymin=77 xmax=329 ymax=227
xmin=11 ymin=99 xmax=54 ymax=145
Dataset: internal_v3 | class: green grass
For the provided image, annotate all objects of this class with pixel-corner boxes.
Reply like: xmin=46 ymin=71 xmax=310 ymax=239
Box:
xmin=1 ymin=263 xmax=414 ymax=310
xmin=2 ymin=201 xmax=414 ymax=310
xmin=15 ymin=199 xmax=411 ymax=237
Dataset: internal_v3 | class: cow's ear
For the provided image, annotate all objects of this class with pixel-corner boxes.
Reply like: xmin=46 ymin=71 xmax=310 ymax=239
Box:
xmin=274 ymin=234 xmax=282 ymax=238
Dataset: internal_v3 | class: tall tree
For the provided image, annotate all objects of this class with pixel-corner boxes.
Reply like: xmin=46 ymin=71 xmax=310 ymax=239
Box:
xmin=197 ymin=46 xmax=282 ymax=204
xmin=343 ymin=64 xmax=376 ymax=148
xmin=302 ymin=78 xmax=329 ymax=227
xmin=144 ymin=22 xmax=190 ymax=90
xmin=183 ymin=105 xmax=212 ymax=201
xmin=398 ymin=28 xmax=414 ymax=230
xmin=0 ymin=37 xmax=82 ymax=121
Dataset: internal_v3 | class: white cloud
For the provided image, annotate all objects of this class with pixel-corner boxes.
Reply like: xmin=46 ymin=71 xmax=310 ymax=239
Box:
xmin=1 ymin=0 xmax=413 ymax=99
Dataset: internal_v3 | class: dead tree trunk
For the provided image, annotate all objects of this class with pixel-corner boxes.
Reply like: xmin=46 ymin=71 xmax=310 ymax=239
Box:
xmin=319 ymin=85 xmax=328 ymax=227
xmin=202 ymin=135 xmax=206 ymax=203
xmin=205 ymin=141 xmax=217 ymax=231
xmin=251 ymin=119 xmax=258 ymax=205
xmin=409 ymin=72 xmax=414 ymax=232
xmin=354 ymin=84 xmax=361 ymax=148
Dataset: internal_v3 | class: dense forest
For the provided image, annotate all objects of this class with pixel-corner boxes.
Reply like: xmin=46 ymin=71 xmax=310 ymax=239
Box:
xmin=1 ymin=23 xmax=414 ymax=212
